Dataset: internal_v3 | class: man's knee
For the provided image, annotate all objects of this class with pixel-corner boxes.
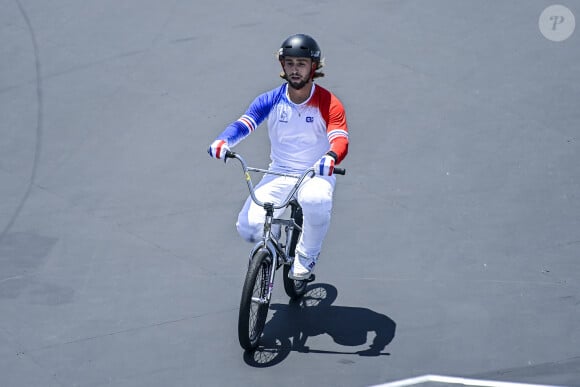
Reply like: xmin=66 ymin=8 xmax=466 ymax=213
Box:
xmin=300 ymin=194 xmax=332 ymax=209
xmin=299 ymin=178 xmax=334 ymax=213
xmin=237 ymin=226 xmax=259 ymax=243
xmin=236 ymin=219 xmax=281 ymax=243
xmin=236 ymin=219 xmax=260 ymax=243
xmin=300 ymin=197 xmax=332 ymax=226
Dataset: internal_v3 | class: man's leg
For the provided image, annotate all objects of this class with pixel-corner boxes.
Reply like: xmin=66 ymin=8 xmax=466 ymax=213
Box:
xmin=291 ymin=176 xmax=335 ymax=278
xmin=236 ymin=175 xmax=293 ymax=243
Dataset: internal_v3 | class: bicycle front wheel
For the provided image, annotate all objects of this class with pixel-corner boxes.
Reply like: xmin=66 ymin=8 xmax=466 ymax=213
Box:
xmin=238 ymin=249 xmax=272 ymax=351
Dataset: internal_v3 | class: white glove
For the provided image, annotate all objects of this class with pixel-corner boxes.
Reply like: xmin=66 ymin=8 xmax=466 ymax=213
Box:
xmin=313 ymin=154 xmax=335 ymax=176
xmin=207 ymin=139 xmax=230 ymax=161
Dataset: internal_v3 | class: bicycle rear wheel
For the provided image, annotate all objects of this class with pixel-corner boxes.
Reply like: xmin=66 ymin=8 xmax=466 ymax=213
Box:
xmin=238 ymin=249 xmax=272 ymax=351
xmin=283 ymin=265 xmax=308 ymax=299
xmin=283 ymin=203 xmax=308 ymax=299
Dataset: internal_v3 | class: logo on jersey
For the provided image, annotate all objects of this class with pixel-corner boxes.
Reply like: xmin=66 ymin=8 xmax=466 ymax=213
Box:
xmin=278 ymin=105 xmax=290 ymax=123
xmin=305 ymin=116 xmax=314 ymax=123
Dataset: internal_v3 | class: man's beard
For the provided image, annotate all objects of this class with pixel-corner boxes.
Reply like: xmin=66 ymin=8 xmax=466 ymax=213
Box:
xmin=287 ymin=74 xmax=310 ymax=90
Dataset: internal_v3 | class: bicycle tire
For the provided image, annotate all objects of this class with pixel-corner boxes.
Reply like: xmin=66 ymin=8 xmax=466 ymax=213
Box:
xmin=238 ymin=249 xmax=272 ymax=351
xmin=283 ymin=265 xmax=308 ymax=299
xmin=283 ymin=203 xmax=308 ymax=299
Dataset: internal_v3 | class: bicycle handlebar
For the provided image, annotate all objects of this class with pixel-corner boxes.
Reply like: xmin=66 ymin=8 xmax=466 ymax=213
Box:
xmin=225 ymin=151 xmax=345 ymax=175
xmin=225 ymin=150 xmax=345 ymax=209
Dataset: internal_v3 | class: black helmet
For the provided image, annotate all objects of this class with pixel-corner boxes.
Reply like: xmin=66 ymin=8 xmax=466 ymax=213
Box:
xmin=278 ymin=34 xmax=321 ymax=62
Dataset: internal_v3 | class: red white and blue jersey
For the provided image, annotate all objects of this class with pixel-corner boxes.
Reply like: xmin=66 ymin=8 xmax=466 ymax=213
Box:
xmin=216 ymin=83 xmax=349 ymax=173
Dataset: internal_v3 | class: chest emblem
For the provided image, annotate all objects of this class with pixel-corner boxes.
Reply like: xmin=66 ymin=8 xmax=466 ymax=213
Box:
xmin=278 ymin=105 xmax=291 ymax=123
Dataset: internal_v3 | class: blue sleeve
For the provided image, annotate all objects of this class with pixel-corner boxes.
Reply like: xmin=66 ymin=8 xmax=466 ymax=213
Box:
xmin=216 ymin=86 xmax=283 ymax=147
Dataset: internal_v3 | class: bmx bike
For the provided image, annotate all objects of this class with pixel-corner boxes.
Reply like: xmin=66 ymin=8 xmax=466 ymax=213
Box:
xmin=224 ymin=151 xmax=345 ymax=351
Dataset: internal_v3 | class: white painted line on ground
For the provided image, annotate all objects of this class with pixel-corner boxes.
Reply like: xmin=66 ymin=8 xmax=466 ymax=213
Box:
xmin=370 ymin=374 xmax=567 ymax=387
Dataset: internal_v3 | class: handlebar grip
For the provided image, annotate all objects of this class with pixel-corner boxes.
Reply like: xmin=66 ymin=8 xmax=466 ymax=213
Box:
xmin=225 ymin=150 xmax=236 ymax=159
xmin=334 ymin=167 xmax=346 ymax=175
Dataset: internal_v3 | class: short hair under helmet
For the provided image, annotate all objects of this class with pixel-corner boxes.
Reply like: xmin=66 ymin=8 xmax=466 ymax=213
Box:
xmin=278 ymin=34 xmax=321 ymax=62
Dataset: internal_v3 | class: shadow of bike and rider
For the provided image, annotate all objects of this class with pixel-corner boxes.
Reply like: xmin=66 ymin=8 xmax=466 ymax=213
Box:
xmin=243 ymin=283 xmax=396 ymax=367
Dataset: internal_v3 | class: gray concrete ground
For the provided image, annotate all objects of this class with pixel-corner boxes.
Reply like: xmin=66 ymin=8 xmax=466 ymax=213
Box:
xmin=1 ymin=1 xmax=579 ymax=386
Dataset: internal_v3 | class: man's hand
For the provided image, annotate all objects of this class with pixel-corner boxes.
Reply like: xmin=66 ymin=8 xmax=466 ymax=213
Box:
xmin=207 ymin=140 xmax=230 ymax=161
xmin=314 ymin=154 xmax=335 ymax=176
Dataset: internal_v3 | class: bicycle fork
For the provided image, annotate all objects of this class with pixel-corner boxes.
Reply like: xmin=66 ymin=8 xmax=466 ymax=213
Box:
xmin=249 ymin=203 xmax=302 ymax=305
xmin=250 ymin=203 xmax=278 ymax=305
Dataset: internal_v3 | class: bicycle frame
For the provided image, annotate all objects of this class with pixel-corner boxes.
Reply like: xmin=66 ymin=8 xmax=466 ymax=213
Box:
xmin=226 ymin=151 xmax=313 ymax=303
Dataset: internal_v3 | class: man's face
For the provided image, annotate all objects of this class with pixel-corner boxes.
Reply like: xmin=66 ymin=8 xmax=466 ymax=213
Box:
xmin=282 ymin=57 xmax=314 ymax=90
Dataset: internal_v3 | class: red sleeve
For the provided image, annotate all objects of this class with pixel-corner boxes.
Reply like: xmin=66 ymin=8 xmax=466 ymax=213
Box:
xmin=317 ymin=86 xmax=349 ymax=164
